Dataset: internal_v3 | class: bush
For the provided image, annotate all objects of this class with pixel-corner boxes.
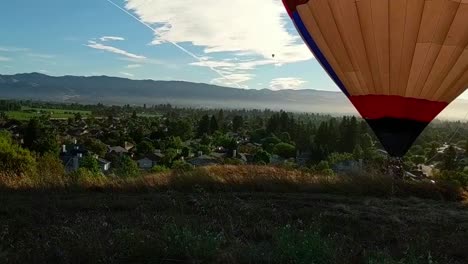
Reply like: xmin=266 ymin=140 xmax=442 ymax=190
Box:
xmin=80 ymin=155 xmax=101 ymax=175
xmin=327 ymin=152 xmax=353 ymax=166
xmin=0 ymin=132 xmax=36 ymax=177
xmin=273 ymin=143 xmax=296 ymax=159
xmin=172 ymin=160 xmax=194 ymax=172
xmin=436 ymin=170 xmax=468 ymax=187
xmin=114 ymin=155 xmax=140 ymax=178
xmin=36 ymin=153 xmax=66 ymax=186
xmin=253 ymin=150 xmax=271 ymax=164
xmin=151 ymin=165 xmax=170 ymax=173
xmin=223 ymin=158 xmax=243 ymax=165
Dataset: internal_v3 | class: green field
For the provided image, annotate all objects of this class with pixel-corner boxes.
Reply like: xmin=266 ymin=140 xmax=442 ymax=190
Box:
xmin=6 ymin=107 xmax=92 ymax=120
xmin=137 ymin=113 xmax=161 ymax=118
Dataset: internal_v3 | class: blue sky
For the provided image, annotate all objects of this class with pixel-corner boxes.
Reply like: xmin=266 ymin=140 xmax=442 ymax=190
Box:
xmin=0 ymin=0 xmax=467 ymax=100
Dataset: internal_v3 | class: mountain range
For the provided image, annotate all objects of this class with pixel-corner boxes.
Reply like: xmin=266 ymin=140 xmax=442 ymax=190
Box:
xmin=0 ymin=73 xmax=466 ymax=120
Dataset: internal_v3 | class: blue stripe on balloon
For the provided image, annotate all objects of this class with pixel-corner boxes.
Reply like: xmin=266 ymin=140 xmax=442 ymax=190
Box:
xmin=292 ymin=12 xmax=350 ymax=97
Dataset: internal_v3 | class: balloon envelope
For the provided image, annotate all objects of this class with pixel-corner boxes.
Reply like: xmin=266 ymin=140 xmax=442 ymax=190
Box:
xmin=283 ymin=0 xmax=468 ymax=157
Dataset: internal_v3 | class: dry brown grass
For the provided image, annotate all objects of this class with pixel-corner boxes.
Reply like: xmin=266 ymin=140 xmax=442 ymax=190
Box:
xmin=0 ymin=165 xmax=467 ymax=263
xmin=0 ymin=165 xmax=464 ymax=201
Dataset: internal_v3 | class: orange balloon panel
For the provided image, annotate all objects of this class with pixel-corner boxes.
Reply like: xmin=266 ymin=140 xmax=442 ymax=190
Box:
xmin=283 ymin=0 xmax=468 ymax=156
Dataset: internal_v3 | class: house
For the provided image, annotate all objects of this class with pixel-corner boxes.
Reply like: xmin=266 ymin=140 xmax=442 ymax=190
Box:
xmin=108 ymin=146 xmax=128 ymax=155
xmin=137 ymin=157 xmax=154 ymax=169
xmin=60 ymin=142 xmax=88 ymax=172
xmin=124 ymin=141 xmax=134 ymax=151
xmin=135 ymin=153 xmax=165 ymax=170
xmin=98 ymin=158 xmax=111 ymax=172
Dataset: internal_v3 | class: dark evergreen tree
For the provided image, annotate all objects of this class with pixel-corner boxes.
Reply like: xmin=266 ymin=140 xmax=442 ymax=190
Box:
xmin=210 ymin=115 xmax=219 ymax=134
xmin=197 ymin=115 xmax=211 ymax=136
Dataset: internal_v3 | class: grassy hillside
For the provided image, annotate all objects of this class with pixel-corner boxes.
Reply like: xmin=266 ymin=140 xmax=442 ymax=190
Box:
xmin=0 ymin=165 xmax=467 ymax=263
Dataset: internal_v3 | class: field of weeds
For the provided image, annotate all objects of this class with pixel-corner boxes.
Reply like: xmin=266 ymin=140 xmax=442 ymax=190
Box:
xmin=0 ymin=165 xmax=467 ymax=263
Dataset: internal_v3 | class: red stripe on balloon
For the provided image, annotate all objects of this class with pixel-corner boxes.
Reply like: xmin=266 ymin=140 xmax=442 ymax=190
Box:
xmin=282 ymin=0 xmax=309 ymax=17
xmin=349 ymin=95 xmax=448 ymax=122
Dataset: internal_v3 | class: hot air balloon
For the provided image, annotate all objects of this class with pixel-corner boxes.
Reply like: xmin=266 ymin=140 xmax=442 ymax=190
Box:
xmin=283 ymin=0 xmax=468 ymax=157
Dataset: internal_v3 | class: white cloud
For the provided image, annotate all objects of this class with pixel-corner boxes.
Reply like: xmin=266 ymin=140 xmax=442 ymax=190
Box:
xmin=39 ymin=69 xmax=49 ymax=74
xmin=270 ymin=77 xmax=307 ymax=91
xmin=0 ymin=46 xmax=29 ymax=52
xmin=125 ymin=0 xmax=311 ymax=63
xmin=126 ymin=64 xmax=142 ymax=69
xmin=27 ymin=53 xmax=56 ymax=59
xmin=86 ymin=40 xmax=146 ymax=60
xmin=120 ymin=72 xmax=134 ymax=77
xmin=124 ymin=0 xmax=313 ymax=87
xmin=0 ymin=56 xmax=11 ymax=62
xmin=100 ymin=36 xmax=125 ymax=42
xmin=211 ymin=73 xmax=254 ymax=88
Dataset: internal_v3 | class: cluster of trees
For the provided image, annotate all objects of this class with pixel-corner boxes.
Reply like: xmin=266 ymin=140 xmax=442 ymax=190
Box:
xmin=0 ymin=100 xmax=21 ymax=111
xmin=1 ymin=99 xmax=467 ymax=186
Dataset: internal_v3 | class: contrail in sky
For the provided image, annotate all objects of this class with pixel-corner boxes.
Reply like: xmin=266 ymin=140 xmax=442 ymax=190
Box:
xmin=104 ymin=0 xmax=242 ymax=88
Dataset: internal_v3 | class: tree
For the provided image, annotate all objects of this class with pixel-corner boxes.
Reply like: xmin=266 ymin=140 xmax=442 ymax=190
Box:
xmin=232 ymin=116 xmax=244 ymax=132
xmin=197 ymin=115 xmax=211 ymax=136
xmin=166 ymin=119 xmax=193 ymax=140
xmin=74 ymin=112 xmax=83 ymax=122
xmin=360 ymin=133 xmax=373 ymax=149
xmin=273 ymin=143 xmax=296 ymax=159
xmin=162 ymin=148 xmax=178 ymax=166
xmin=0 ymin=112 xmax=8 ymax=123
xmin=217 ymin=110 xmax=225 ymax=131
xmin=137 ymin=140 xmax=155 ymax=155
xmin=23 ymin=118 xmax=58 ymax=155
xmin=129 ymin=126 xmax=145 ymax=144
xmin=440 ymin=145 xmax=458 ymax=171
xmin=426 ymin=145 xmax=438 ymax=161
xmin=253 ymin=150 xmax=271 ymax=164
xmin=210 ymin=115 xmax=219 ymax=133
xmin=340 ymin=116 xmax=359 ymax=152
xmin=353 ymin=145 xmax=364 ymax=160
xmin=166 ymin=136 xmax=183 ymax=150
xmin=279 ymin=132 xmax=291 ymax=143
xmin=0 ymin=132 xmax=36 ymax=176
xmin=83 ymin=138 xmax=107 ymax=157
xmin=114 ymin=155 xmax=139 ymax=178
xmin=262 ymin=136 xmax=282 ymax=153
xmin=410 ymin=155 xmax=426 ymax=165
xmin=80 ymin=155 xmax=101 ymax=175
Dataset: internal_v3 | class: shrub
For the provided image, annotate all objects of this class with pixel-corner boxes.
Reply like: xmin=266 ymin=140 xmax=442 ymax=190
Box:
xmin=327 ymin=152 xmax=353 ymax=166
xmin=435 ymin=170 xmax=468 ymax=187
xmin=253 ymin=150 xmax=271 ymax=164
xmin=172 ymin=160 xmax=194 ymax=172
xmin=36 ymin=153 xmax=66 ymax=186
xmin=151 ymin=165 xmax=170 ymax=173
xmin=273 ymin=143 xmax=296 ymax=159
xmin=114 ymin=155 xmax=140 ymax=178
xmin=80 ymin=155 xmax=101 ymax=175
xmin=0 ymin=132 xmax=36 ymax=177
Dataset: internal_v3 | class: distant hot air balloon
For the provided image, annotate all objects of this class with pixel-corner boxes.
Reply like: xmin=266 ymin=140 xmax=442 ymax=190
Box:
xmin=283 ymin=0 xmax=468 ymax=157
